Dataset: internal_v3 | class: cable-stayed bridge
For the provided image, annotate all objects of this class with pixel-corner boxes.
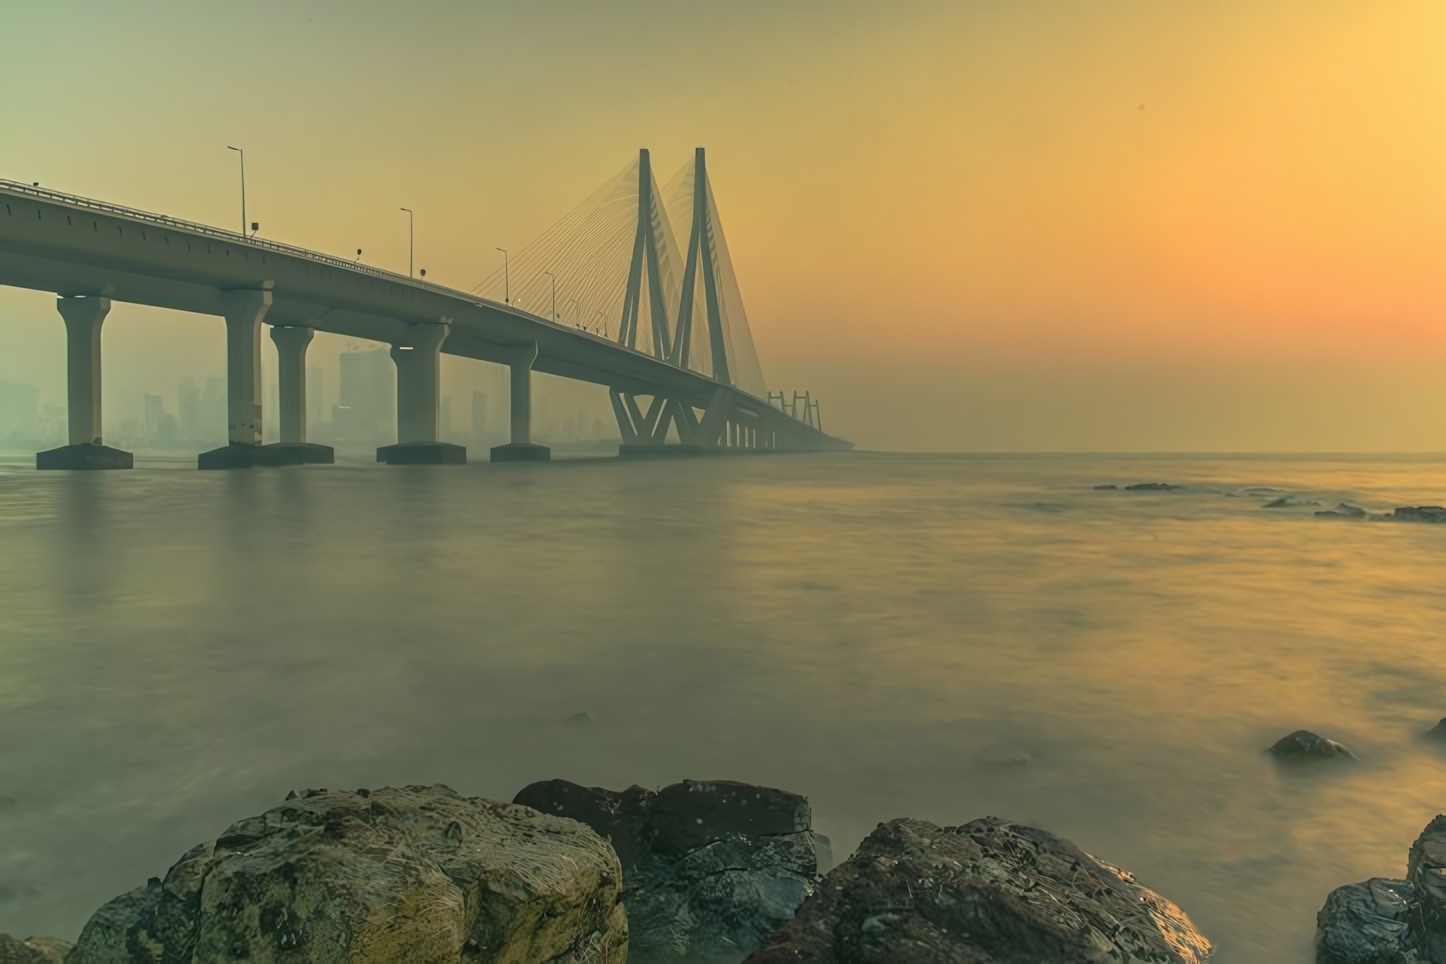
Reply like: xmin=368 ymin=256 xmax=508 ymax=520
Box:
xmin=0 ymin=148 xmax=851 ymax=469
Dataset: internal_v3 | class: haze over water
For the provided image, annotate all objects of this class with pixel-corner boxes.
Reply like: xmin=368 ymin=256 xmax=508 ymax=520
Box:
xmin=2 ymin=453 xmax=1445 ymax=962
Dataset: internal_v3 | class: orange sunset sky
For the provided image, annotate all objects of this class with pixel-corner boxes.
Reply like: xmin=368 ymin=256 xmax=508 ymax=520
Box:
xmin=4 ymin=0 xmax=1446 ymax=451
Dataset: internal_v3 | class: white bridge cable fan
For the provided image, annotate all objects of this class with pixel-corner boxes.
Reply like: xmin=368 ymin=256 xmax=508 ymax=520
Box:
xmin=468 ymin=159 xmax=668 ymax=350
xmin=468 ymin=150 xmax=766 ymax=397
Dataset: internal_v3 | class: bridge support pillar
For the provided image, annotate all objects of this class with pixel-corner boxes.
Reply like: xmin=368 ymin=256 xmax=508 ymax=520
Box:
xmin=201 ymin=286 xmax=301 ymax=469
xmin=264 ymin=325 xmax=333 ymax=464
xmin=491 ymin=343 xmax=550 ymax=462
xmin=37 ymin=295 xmax=133 ymax=470
xmin=378 ymin=320 xmax=466 ymax=465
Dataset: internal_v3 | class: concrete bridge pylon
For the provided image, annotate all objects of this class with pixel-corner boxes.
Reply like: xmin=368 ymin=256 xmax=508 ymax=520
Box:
xmin=36 ymin=295 xmax=133 ymax=470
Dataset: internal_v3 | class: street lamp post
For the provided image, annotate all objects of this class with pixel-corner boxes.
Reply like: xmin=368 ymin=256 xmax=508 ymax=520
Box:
xmin=544 ymin=271 xmax=557 ymax=322
xmin=400 ymin=208 xmax=414 ymax=278
xmin=226 ymin=146 xmax=246 ymax=237
xmin=496 ymin=248 xmax=509 ymax=304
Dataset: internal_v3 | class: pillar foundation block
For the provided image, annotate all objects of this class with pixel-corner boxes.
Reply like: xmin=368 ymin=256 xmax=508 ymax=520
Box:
xmin=36 ymin=442 xmax=133 ymax=470
xmin=263 ymin=442 xmax=334 ymax=464
xmin=490 ymin=442 xmax=551 ymax=463
xmin=198 ymin=443 xmax=307 ymax=470
xmin=377 ymin=441 xmax=467 ymax=465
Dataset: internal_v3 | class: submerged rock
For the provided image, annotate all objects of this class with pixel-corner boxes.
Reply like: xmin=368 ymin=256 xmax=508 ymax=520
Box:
xmin=1125 ymin=482 xmax=1184 ymax=491
xmin=0 ymin=935 xmax=72 ymax=964
xmin=69 ymin=784 xmax=626 ymax=964
xmin=1316 ymin=503 xmax=1369 ymax=519
xmin=1316 ymin=877 xmax=1414 ymax=964
xmin=1391 ymin=506 xmax=1446 ymax=524
xmin=744 ymin=816 xmax=1211 ymax=964
xmin=1092 ymin=484 xmax=1118 ymax=490
xmin=1268 ymin=729 xmax=1357 ymax=762
xmin=1425 ymin=718 xmax=1446 ymax=743
xmin=1264 ymin=496 xmax=1321 ymax=509
xmin=514 ymin=778 xmax=816 ymax=962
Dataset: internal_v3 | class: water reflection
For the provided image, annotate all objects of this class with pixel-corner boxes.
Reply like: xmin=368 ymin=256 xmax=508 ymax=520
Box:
xmin=1 ymin=454 xmax=1445 ymax=962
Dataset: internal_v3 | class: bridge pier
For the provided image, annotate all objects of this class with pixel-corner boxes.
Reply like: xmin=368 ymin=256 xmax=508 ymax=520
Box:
xmin=491 ymin=343 xmax=550 ymax=462
xmin=200 ymin=287 xmax=302 ymax=469
xmin=377 ymin=320 xmax=466 ymax=465
xmin=265 ymin=326 xmax=333 ymax=464
xmin=37 ymin=295 xmax=133 ymax=470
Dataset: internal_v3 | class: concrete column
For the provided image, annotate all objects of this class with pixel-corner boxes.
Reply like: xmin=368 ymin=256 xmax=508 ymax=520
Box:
xmin=37 ymin=296 xmax=132 ymax=469
xmin=222 ymin=288 xmax=271 ymax=445
xmin=59 ymin=296 xmax=109 ymax=445
xmin=510 ymin=343 xmax=537 ymax=445
xmin=376 ymin=320 xmax=465 ymax=464
xmin=490 ymin=342 xmax=550 ymax=461
xmin=391 ymin=322 xmax=450 ymax=444
xmin=269 ymin=326 xmax=313 ymax=443
xmin=199 ymin=287 xmax=280 ymax=469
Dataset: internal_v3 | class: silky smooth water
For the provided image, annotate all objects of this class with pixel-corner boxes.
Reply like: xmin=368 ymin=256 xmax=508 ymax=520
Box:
xmin=3 ymin=451 xmax=1446 ymax=961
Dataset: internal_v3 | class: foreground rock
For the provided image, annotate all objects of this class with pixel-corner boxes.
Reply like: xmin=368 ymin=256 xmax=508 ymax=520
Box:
xmin=69 ymin=784 xmax=626 ymax=964
xmin=1125 ymin=482 xmax=1184 ymax=491
xmin=1425 ymin=718 xmax=1446 ymax=743
xmin=0 ymin=935 xmax=71 ymax=963
xmin=1316 ymin=877 xmax=1414 ymax=964
xmin=1268 ymin=730 xmax=1356 ymax=762
xmin=515 ymin=779 xmax=816 ymax=962
xmin=744 ymin=816 xmax=1212 ymax=964
xmin=1316 ymin=815 xmax=1446 ymax=963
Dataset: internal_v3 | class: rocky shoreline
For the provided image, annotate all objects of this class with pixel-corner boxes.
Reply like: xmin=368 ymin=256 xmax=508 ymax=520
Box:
xmin=7 ymin=749 xmax=1446 ymax=962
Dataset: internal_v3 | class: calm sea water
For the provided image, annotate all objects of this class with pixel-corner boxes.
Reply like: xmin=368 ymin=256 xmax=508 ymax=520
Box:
xmin=2 ymin=451 xmax=1446 ymax=961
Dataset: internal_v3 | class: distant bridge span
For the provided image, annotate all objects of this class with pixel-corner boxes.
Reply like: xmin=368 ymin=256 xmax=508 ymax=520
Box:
xmin=0 ymin=150 xmax=849 ymax=468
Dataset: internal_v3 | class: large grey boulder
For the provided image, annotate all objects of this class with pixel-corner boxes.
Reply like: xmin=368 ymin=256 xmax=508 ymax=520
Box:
xmin=1315 ymin=878 xmax=1415 ymax=964
xmin=744 ymin=816 xmax=1212 ymax=964
xmin=69 ymin=784 xmax=627 ymax=964
xmin=513 ymin=779 xmax=816 ymax=962
xmin=0 ymin=935 xmax=72 ymax=963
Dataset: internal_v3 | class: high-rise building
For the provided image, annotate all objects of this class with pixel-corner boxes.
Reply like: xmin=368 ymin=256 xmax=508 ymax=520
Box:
xmin=306 ymin=365 xmax=324 ymax=429
xmin=143 ymin=394 xmax=164 ymax=441
xmin=336 ymin=347 xmax=395 ymax=444
xmin=178 ymin=379 xmax=202 ymax=440
xmin=471 ymin=391 xmax=487 ymax=442
xmin=0 ymin=381 xmax=39 ymax=442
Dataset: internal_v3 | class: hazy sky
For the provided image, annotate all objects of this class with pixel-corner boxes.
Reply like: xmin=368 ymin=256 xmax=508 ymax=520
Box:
xmin=4 ymin=0 xmax=1446 ymax=450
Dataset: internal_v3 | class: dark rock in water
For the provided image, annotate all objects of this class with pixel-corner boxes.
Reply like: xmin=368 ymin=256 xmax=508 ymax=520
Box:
xmin=1315 ymin=877 xmax=1414 ymax=964
xmin=68 ymin=784 xmax=627 ymax=964
xmin=1125 ymin=482 xmax=1184 ymax=491
xmin=1268 ymin=729 xmax=1357 ymax=761
xmin=1425 ymin=718 xmax=1446 ymax=742
xmin=744 ymin=816 xmax=1211 ymax=964
xmin=1392 ymin=506 xmax=1446 ymax=524
xmin=1316 ymin=503 xmax=1369 ymax=519
xmin=1409 ymin=815 xmax=1446 ymax=962
xmin=0 ymin=935 xmax=72 ymax=963
xmin=514 ymin=778 xmax=816 ymax=962
xmin=565 ymin=709 xmax=598 ymax=725
xmin=1092 ymin=484 xmax=1118 ymax=490
xmin=1264 ymin=496 xmax=1321 ymax=509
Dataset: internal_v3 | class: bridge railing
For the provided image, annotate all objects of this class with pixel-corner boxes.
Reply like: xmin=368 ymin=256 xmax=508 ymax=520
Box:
xmin=0 ymin=178 xmax=420 ymax=284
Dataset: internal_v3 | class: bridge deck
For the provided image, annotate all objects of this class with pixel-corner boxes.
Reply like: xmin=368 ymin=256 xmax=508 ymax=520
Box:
xmin=0 ymin=180 xmax=848 ymax=448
